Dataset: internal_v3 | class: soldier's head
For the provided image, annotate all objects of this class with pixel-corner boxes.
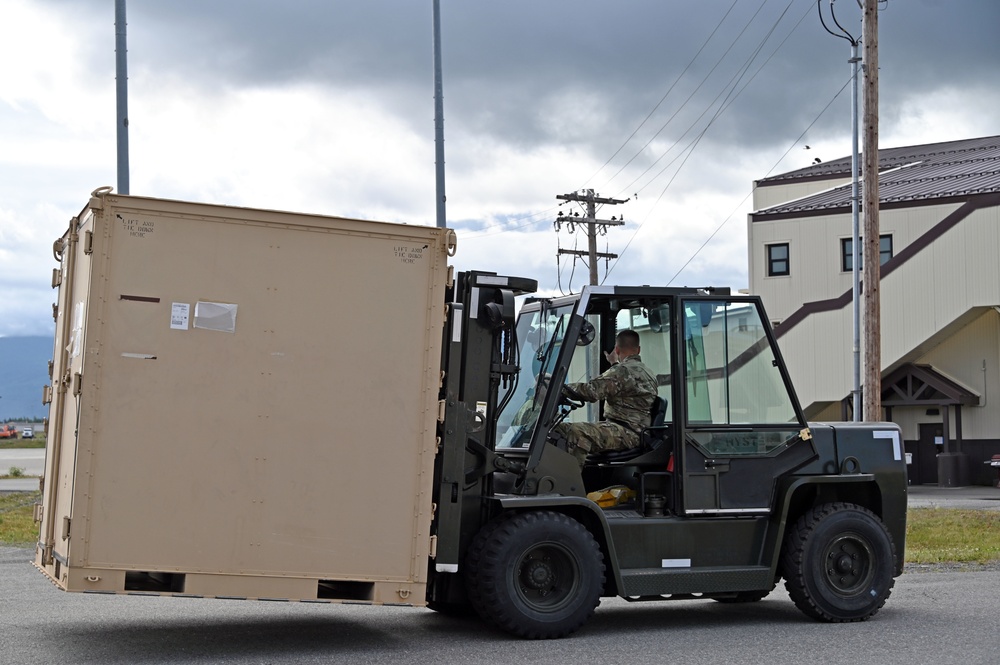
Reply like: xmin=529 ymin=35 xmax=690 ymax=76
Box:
xmin=615 ymin=330 xmax=641 ymax=358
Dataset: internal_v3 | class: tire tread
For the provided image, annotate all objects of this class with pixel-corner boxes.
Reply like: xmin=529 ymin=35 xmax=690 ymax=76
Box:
xmin=780 ymin=501 xmax=896 ymax=622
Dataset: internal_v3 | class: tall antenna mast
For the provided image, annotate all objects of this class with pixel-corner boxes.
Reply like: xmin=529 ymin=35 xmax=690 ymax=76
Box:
xmin=115 ymin=0 xmax=130 ymax=195
xmin=432 ymin=0 xmax=446 ymax=228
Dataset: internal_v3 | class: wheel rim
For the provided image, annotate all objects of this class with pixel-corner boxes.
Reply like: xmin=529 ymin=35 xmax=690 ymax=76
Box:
xmin=822 ymin=531 xmax=875 ymax=596
xmin=514 ymin=542 xmax=580 ymax=613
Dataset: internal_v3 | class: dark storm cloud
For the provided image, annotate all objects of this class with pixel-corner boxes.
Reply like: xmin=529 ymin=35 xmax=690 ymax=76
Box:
xmin=39 ymin=0 xmax=1000 ymax=170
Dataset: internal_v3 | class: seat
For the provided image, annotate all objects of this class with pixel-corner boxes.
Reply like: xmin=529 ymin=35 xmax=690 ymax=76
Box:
xmin=586 ymin=396 xmax=669 ymax=465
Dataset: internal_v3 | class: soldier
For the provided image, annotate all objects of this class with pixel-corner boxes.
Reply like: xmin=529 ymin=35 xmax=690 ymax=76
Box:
xmin=553 ymin=329 xmax=658 ymax=465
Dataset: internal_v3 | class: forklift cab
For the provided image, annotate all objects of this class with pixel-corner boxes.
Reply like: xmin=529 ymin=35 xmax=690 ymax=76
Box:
xmin=495 ymin=285 xmax=816 ymax=516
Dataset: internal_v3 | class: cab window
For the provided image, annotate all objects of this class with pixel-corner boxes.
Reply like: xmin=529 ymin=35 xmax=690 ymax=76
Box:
xmin=683 ymin=300 xmax=800 ymax=456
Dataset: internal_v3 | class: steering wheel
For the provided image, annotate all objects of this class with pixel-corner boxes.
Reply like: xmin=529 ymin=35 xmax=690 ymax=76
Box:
xmin=559 ymin=389 xmax=585 ymax=410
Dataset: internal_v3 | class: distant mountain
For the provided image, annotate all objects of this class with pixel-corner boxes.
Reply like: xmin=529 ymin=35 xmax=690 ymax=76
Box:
xmin=0 ymin=336 xmax=52 ymax=420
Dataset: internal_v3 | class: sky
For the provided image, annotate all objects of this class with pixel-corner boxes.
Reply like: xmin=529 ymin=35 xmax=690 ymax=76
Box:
xmin=1 ymin=0 xmax=998 ymax=338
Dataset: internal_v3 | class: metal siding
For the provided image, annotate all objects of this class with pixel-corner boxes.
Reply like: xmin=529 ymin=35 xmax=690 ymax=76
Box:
xmin=751 ymin=138 xmax=1000 ymax=427
xmin=917 ymin=312 xmax=999 ymax=441
xmin=768 ymin=201 xmax=1000 ymax=417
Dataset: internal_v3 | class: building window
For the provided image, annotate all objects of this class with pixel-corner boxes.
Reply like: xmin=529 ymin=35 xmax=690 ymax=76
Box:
xmin=767 ymin=243 xmax=789 ymax=276
xmin=841 ymin=235 xmax=893 ymax=272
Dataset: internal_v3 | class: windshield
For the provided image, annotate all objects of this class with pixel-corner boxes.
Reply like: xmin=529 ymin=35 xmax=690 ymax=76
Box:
xmin=496 ymin=301 xmax=576 ymax=448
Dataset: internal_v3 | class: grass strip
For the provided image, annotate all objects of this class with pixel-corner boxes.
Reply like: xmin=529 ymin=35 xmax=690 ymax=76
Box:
xmin=0 ymin=439 xmax=46 ymax=449
xmin=0 ymin=491 xmax=41 ymax=547
xmin=906 ymin=507 xmax=1000 ymax=564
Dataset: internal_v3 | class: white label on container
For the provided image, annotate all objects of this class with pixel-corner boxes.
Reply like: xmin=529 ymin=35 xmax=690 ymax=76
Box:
xmin=194 ymin=301 xmax=238 ymax=333
xmin=170 ymin=302 xmax=190 ymax=330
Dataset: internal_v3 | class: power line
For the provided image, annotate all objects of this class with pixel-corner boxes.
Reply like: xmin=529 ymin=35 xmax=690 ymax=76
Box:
xmin=462 ymin=0 xmax=836 ymax=286
xmin=580 ymin=0 xmax=742 ymax=189
xmin=596 ymin=1 xmax=811 ymax=283
xmin=662 ymin=76 xmax=854 ymax=287
xmin=612 ymin=0 xmax=805 ymax=202
xmin=598 ymin=1 xmax=773 ymax=192
xmin=459 ymin=206 xmax=559 ymax=239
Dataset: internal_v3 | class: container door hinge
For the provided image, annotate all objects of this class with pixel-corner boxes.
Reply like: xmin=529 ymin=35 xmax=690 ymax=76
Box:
xmin=51 ymin=268 xmax=62 ymax=288
xmin=438 ymin=399 xmax=447 ymax=423
xmin=42 ymin=385 xmax=53 ymax=405
xmin=429 ymin=535 xmax=438 ymax=559
xmin=33 ymin=503 xmax=44 ymax=523
xmin=73 ymin=372 xmax=84 ymax=397
xmin=61 ymin=517 xmax=71 ymax=541
xmin=52 ymin=303 xmax=58 ymax=322
xmin=83 ymin=231 xmax=94 ymax=255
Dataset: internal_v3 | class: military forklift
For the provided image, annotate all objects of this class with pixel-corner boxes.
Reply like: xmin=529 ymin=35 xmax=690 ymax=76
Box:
xmin=430 ymin=272 xmax=907 ymax=639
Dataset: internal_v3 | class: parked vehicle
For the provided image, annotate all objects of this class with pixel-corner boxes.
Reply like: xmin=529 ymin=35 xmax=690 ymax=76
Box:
xmin=20 ymin=427 xmax=33 ymax=439
xmin=36 ymin=190 xmax=907 ymax=638
xmin=0 ymin=424 xmax=17 ymax=439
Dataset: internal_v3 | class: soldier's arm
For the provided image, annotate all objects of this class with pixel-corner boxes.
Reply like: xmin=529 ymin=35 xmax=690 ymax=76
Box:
xmin=564 ymin=365 xmax=626 ymax=402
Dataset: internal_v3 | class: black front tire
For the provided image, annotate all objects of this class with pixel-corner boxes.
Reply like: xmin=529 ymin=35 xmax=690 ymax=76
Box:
xmin=781 ymin=502 xmax=896 ymax=622
xmin=465 ymin=511 xmax=605 ymax=639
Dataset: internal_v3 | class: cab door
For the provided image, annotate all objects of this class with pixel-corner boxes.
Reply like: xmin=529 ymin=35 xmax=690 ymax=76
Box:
xmin=678 ymin=298 xmax=816 ymax=515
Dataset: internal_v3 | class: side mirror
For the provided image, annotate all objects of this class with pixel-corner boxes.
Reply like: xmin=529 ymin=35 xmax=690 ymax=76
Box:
xmin=480 ymin=288 xmax=515 ymax=330
xmin=698 ymin=302 xmax=715 ymax=328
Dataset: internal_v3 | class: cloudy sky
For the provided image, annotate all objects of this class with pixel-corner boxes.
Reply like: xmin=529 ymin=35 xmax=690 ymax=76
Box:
xmin=1 ymin=0 xmax=998 ymax=338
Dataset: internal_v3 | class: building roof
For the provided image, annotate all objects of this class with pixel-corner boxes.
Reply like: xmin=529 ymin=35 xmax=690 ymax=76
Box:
xmin=752 ymin=135 xmax=1000 ymax=219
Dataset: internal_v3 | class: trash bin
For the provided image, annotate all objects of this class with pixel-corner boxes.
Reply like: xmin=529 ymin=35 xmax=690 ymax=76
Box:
xmin=986 ymin=454 xmax=1000 ymax=488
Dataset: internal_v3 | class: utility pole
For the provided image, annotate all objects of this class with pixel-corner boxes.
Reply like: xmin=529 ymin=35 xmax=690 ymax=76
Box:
xmin=555 ymin=190 xmax=628 ymax=286
xmin=862 ymin=0 xmax=880 ymax=421
xmin=115 ymin=0 xmax=130 ymax=195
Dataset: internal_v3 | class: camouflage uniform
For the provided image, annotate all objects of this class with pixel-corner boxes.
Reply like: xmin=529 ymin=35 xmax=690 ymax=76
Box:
xmin=553 ymin=355 xmax=658 ymax=464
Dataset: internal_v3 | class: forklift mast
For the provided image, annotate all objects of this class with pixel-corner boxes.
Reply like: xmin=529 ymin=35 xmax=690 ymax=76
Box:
xmin=432 ymin=271 xmax=537 ymax=574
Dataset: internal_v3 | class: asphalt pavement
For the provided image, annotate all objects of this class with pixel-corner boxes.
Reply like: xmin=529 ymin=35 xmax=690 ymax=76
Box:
xmin=905 ymin=483 xmax=1000 ymax=510
xmin=2 ymin=546 xmax=999 ymax=665
xmin=0 ymin=448 xmax=43 ymax=492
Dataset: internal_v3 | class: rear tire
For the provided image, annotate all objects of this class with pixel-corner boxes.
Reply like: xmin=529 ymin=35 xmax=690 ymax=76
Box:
xmin=465 ymin=511 xmax=604 ymax=639
xmin=781 ymin=502 xmax=895 ymax=622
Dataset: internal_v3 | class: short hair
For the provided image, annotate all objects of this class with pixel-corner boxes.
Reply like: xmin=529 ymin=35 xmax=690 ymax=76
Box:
xmin=616 ymin=329 xmax=640 ymax=351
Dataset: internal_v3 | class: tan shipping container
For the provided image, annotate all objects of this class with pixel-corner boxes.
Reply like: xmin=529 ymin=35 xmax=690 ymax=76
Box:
xmin=36 ymin=188 xmax=456 ymax=605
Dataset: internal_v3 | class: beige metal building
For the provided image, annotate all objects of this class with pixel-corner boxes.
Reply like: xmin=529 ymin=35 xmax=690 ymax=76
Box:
xmin=748 ymin=135 xmax=1000 ymax=485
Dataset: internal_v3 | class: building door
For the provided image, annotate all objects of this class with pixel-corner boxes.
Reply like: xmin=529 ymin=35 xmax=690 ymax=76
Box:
xmin=917 ymin=423 xmax=941 ymax=485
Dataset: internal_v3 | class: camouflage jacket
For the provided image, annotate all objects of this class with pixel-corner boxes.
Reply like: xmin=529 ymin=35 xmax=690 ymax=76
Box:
xmin=564 ymin=354 xmax=658 ymax=433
